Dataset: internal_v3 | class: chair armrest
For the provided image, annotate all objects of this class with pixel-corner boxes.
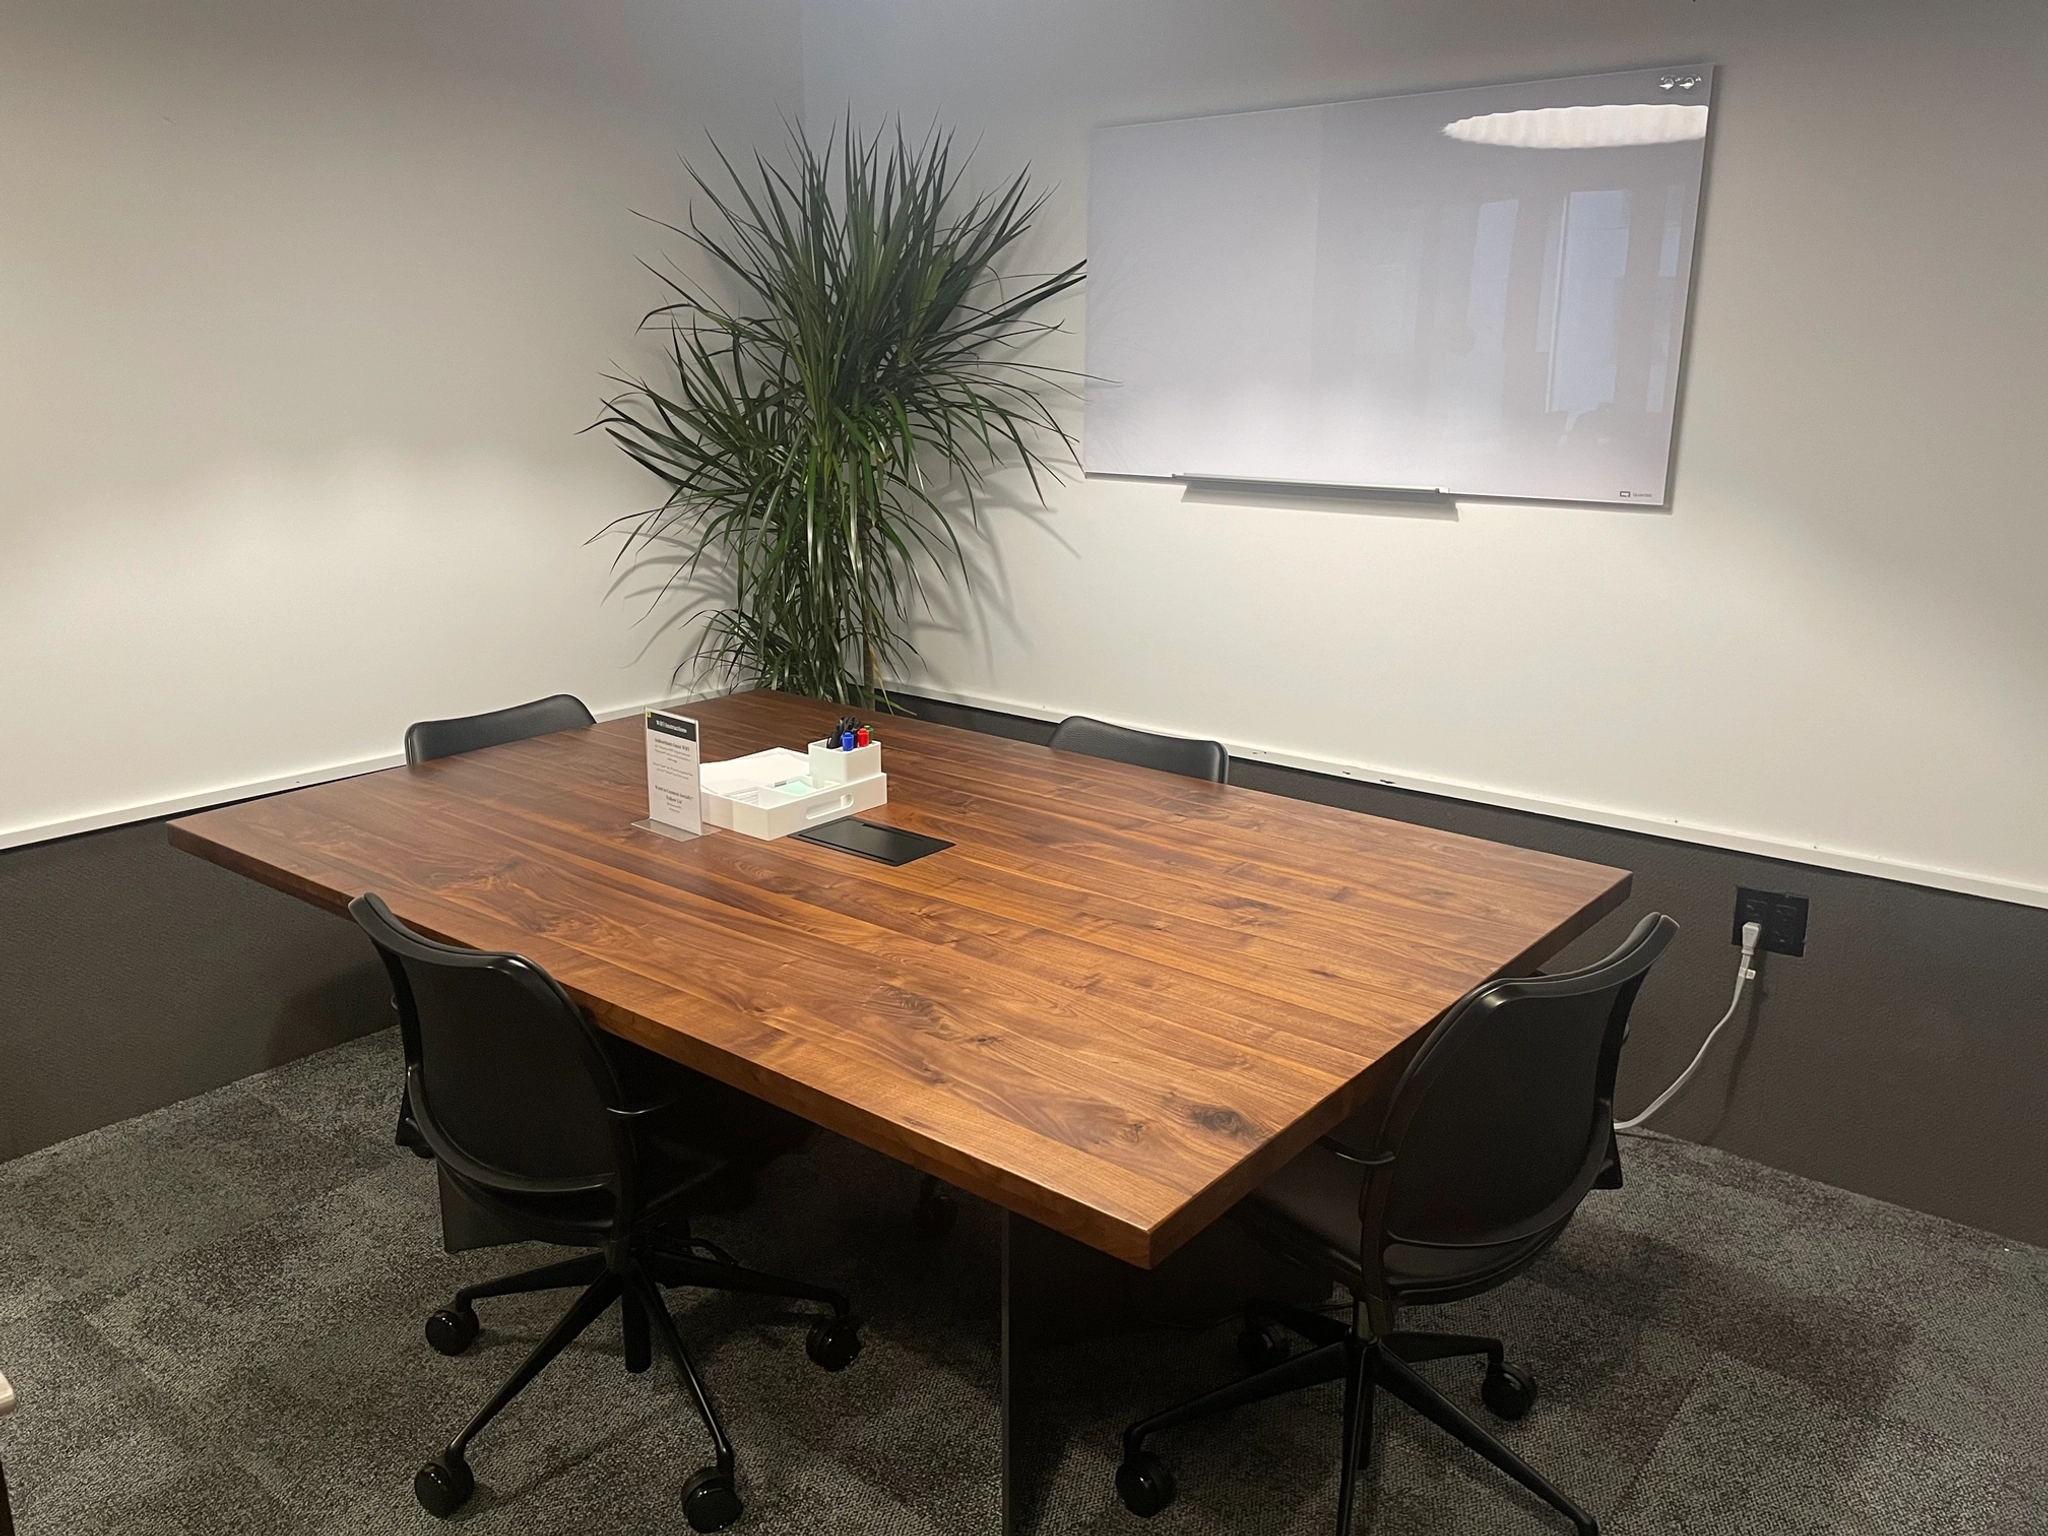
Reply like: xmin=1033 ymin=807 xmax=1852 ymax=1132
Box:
xmin=1316 ymin=1137 xmax=1393 ymax=1168
xmin=0 ymin=1368 xmax=15 ymax=1417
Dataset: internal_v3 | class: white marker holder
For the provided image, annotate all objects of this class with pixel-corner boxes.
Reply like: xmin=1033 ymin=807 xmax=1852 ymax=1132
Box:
xmin=809 ymin=738 xmax=882 ymax=785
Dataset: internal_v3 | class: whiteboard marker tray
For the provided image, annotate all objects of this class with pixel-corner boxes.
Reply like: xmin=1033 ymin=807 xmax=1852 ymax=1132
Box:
xmin=700 ymin=748 xmax=887 ymax=841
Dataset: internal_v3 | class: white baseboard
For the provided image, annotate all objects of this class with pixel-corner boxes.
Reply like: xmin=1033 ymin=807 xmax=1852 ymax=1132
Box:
xmin=894 ymin=681 xmax=2048 ymax=913
xmin=0 ymin=694 xmax=708 ymax=855
xmin=0 ymin=755 xmax=411 ymax=853
xmin=11 ymin=682 xmax=2045 ymax=913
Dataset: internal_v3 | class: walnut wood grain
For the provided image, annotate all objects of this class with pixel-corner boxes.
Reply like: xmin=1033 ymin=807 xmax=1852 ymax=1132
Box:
xmin=169 ymin=690 xmax=1630 ymax=1266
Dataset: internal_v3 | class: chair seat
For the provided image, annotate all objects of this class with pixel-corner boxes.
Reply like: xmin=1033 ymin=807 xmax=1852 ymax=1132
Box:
xmin=1237 ymin=1141 xmax=1563 ymax=1306
xmin=447 ymin=1059 xmax=811 ymax=1245
xmin=445 ymin=1120 xmax=723 ymax=1243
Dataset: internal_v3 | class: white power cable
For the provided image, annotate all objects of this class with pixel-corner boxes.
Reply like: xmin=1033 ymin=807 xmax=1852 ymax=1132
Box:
xmin=1616 ymin=921 xmax=1761 ymax=1131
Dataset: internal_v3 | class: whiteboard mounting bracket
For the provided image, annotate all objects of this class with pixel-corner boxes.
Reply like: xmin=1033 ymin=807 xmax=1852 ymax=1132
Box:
xmin=1176 ymin=473 xmax=1455 ymax=504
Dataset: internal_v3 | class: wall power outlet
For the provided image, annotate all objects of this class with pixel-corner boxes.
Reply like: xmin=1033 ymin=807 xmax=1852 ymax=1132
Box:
xmin=1734 ymin=888 xmax=1808 ymax=957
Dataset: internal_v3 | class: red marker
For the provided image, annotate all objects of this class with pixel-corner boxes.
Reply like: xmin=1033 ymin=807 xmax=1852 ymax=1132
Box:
xmin=855 ymin=726 xmax=871 ymax=747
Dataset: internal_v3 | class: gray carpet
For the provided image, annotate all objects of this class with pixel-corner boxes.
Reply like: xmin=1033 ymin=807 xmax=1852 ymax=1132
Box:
xmin=1 ymin=1028 xmax=2042 ymax=1536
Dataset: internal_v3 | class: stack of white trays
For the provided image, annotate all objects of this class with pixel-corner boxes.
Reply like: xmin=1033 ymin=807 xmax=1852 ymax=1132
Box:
xmin=698 ymin=738 xmax=887 ymax=841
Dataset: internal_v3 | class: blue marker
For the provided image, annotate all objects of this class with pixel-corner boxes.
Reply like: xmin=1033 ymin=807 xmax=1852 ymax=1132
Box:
xmin=841 ymin=728 xmax=856 ymax=750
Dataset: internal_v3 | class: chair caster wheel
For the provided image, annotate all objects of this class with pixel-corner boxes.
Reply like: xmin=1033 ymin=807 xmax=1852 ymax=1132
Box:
xmin=1115 ymin=1449 xmax=1176 ymax=1517
xmin=1237 ymin=1321 xmax=1290 ymax=1370
xmin=1482 ymin=1361 xmax=1538 ymax=1420
xmin=682 ymin=1466 xmax=743 ymax=1532
xmin=806 ymin=1315 xmax=863 ymax=1372
xmin=425 ymin=1305 xmax=479 ymax=1356
xmin=911 ymin=1184 xmax=958 ymax=1238
xmin=414 ymin=1449 xmax=475 ymax=1517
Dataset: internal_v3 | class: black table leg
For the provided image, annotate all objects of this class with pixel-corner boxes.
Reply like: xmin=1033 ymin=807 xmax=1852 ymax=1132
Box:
xmin=1000 ymin=1214 xmax=1058 ymax=1536
xmin=1002 ymin=1213 xmax=1129 ymax=1534
xmin=1000 ymin=1214 xmax=1027 ymax=1536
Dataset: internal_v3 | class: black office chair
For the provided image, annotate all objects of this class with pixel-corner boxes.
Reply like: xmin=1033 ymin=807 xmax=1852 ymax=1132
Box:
xmin=902 ymin=712 xmax=1231 ymax=1242
xmin=1047 ymin=714 xmax=1229 ymax=783
xmin=392 ymin=693 xmax=597 ymax=1159
xmin=403 ymin=692 xmax=596 ymax=767
xmin=351 ymin=894 xmax=860 ymax=1533
xmin=1114 ymin=913 xmax=1679 ymax=1536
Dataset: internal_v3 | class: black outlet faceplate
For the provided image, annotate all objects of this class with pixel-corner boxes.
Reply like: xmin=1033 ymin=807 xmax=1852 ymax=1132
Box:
xmin=1734 ymin=887 xmax=1808 ymax=957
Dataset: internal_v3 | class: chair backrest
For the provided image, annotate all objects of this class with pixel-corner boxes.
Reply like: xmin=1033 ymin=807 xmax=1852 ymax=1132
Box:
xmin=404 ymin=693 xmax=595 ymax=766
xmin=1358 ymin=913 xmax=1677 ymax=1260
xmin=349 ymin=894 xmax=630 ymax=1205
xmin=1047 ymin=715 xmax=1228 ymax=783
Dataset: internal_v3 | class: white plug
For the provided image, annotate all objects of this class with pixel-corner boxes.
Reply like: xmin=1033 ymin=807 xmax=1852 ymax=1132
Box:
xmin=1738 ymin=920 xmax=1762 ymax=981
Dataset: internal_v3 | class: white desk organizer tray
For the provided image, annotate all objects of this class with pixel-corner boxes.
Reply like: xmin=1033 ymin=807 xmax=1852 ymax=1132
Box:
xmin=699 ymin=742 xmax=886 ymax=841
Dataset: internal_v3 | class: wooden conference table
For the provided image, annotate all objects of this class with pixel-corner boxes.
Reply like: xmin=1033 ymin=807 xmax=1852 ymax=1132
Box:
xmin=170 ymin=689 xmax=1629 ymax=1529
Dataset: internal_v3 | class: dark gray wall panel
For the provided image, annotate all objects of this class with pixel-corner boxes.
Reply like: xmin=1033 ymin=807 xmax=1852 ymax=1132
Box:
xmin=0 ymin=817 xmax=388 ymax=1161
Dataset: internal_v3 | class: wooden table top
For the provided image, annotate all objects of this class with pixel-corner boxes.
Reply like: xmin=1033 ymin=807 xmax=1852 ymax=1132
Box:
xmin=170 ymin=690 xmax=1630 ymax=1266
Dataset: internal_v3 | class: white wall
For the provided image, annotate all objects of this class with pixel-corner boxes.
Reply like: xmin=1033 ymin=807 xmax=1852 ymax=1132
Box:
xmin=10 ymin=0 xmax=2045 ymax=906
xmin=800 ymin=0 xmax=2048 ymax=906
xmin=0 ymin=0 xmax=802 ymax=843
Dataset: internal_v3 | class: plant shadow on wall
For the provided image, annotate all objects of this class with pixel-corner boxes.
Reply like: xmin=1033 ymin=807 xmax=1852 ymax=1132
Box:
xmin=595 ymin=120 xmax=1084 ymax=708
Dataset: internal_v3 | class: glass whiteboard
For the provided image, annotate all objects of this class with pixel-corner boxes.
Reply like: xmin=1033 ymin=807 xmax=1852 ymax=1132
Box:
xmin=1085 ymin=66 xmax=1715 ymax=505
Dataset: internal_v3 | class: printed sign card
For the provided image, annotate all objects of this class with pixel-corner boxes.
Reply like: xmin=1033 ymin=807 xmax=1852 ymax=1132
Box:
xmin=641 ymin=710 xmax=702 ymax=838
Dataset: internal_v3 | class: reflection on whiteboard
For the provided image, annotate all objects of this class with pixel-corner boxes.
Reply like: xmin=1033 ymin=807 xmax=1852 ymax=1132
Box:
xmin=1085 ymin=66 xmax=1715 ymax=505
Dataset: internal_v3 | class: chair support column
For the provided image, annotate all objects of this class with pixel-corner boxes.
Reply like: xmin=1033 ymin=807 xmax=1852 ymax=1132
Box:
xmin=1372 ymin=1347 xmax=1597 ymax=1535
xmin=1115 ymin=1302 xmax=1601 ymax=1536
xmin=1335 ymin=1341 xmax=1378 ymax=1536
xmin=650 ymin=1247 xmax=851 ymax=1318
xmin=453 ymin=1252 xmax=607 ymax=1310
xmin=1385 ymin=1330 xmax=1504 ymax=1369
xmin=448 ymin=1272 xmax=623 ymax=1458
xmin=1123 ymin=1341 xmax=1350 ymax=1456
xmin=629 ymin=1267 xmax=735 ymax=1476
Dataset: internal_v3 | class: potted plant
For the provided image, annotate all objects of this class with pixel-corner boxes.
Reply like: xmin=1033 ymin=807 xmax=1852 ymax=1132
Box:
xmin=598 ymin=122 xmax=1083 ymax=708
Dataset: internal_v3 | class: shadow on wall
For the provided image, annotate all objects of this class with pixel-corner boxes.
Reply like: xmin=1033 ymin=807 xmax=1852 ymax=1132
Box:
xmin=269 ymin=960 xmax=393 ymax=1078
xmin=0 ymin=816 xmax=391 ymax=1161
